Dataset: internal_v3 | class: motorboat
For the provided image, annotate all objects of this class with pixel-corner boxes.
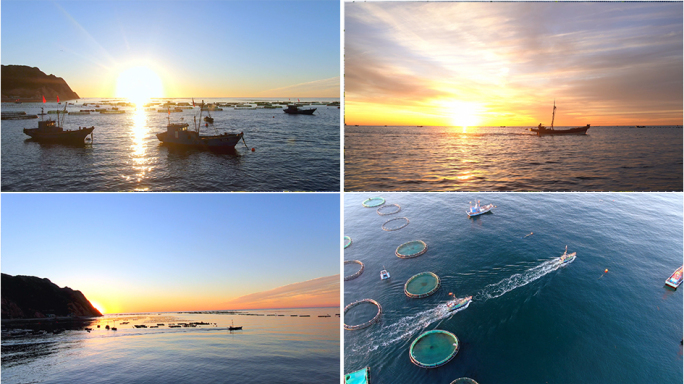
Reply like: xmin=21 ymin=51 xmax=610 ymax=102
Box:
xmin=380 ymin=268 xmax=390 ymax=280
xmin=559 ymin=245 xmax=576 ymax=265
xmin=466 ymin=200 xmax=494 ymax=217
xmin=446 ymin=294 xmax=472 ymax=312
xmin=665 ymin=266 xmax=683 ymax=289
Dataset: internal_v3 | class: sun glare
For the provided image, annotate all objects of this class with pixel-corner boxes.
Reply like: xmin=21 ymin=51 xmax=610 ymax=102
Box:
xmin=443 ymin=101 xmax=483 ymax=128
xmin=116 ymin=66 xmax=163 ymax=106
xmin=90 ymin=300 xmax=106 ymax=315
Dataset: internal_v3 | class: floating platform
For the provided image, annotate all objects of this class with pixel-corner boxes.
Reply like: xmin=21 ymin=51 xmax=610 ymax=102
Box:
xmin=362 ymin=197 xmax=385 ymax=208
xmin=450 ymin=378 xmax=478 ymax=384
xmin=377 ymin=203 xmax=401 ymax=216
xmin=404 ymin=272 xmax=441 ymax=298
xmin=344 ymin=299 xmax=382 ymax=331
xmin=396 ymin=240 xmax=428 ymax=259
xmin=409 ymin=330 xmax=459 ymax=368
xmin=382 ymin=217 xmax=409 ymax=231
xmin=344 ymin=260 xmax=365 ymax=281
xmin=345 ymin=367 xmax=370 ymax=384
xmin=344 ymin=236 xmax=352 ymax=249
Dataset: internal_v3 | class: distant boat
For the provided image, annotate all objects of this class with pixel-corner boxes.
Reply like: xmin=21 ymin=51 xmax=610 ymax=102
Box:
xmin=23 ymin=107 xmax=94 ymax=143
xmin=559 ymin=245 xmax=576 ymax=265
xmin=446 ymin=294 xmax=472 ymax=312
xmin=283 ymin=105 xmax=316 ymax=115
xmin=635 ymin=125 xmax=646 ymax=128
xmin=665 ymin=266 xmax=683 ymax=289
xmin=318 ymin=314 xmax=331 ymax=317
xmin=380 ymin=267 xmax=390 ymax=280
xmin=466 ymin=200 xmax=494 ymax=217
xmin=529 ymin=101 xmax=590 ymax=136
xmin=228 ymin=320 xmax=243 ymax=331
xmin=156 ymin=101 xmax=244 ymax=150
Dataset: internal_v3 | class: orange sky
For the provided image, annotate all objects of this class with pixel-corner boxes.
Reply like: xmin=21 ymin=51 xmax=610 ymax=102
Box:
xmin=345 ymin=2 xmax=683 ymax=127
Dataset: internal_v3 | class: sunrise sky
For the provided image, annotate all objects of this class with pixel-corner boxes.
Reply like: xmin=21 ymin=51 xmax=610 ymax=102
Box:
xmin=345 ymin=2 xmax=683 ymax=127
xmin=1 ymin=194 xmax=340 ymax=314
xmin=1 ymin=0 xmax=340 ymax=98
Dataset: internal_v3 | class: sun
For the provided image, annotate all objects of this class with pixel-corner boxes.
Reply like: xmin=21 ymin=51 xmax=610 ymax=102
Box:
xmin=442 ymin=101 xmax=483 ymax=128
xmin=116 ymin=66 xmax=163 ymax=106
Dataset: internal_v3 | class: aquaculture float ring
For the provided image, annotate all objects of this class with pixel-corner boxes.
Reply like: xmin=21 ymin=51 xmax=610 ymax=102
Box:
xmin=362 ymin=197 xmax=385 ymax=208
xmin=409 ymin=330 xmax=459 ymax=368
xmin=377 ymin=203 xmax=401 ymax=216
xmin=404 ymin=272 xmax=441 ymax=298
xmin=382 ymin=217 xmax=409 ymax=231
xmin=450 ymin=379 xmax=479 ymax=384
xmin=344 ymin=299 xmax=382 ymax=331
xmin=396 ymin=240 xmax=428 ymax=259
xmin=344 ymin=236 xmax=352 ymax=249
xmin=344 ymin=260 xmax=365 ymax=281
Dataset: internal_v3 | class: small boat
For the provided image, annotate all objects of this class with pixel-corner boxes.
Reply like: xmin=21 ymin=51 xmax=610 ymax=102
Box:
xmin=446 ymin=294 xmax=472 ymax=312
xmin=156 ymin=101 xmax=245 ymax=150
xmin=559 ymin=245 xmax=576 ymax=265
xmin=228 ymin=320 xmax=243 ymax=331
xmin=380 ymin=268 xmax=390 ymax=280
xmin=635 ymin=125 xmax=646 ymax=128
xmin=299 ymin=315 xmax=310 ymax=317
xmin=665 ymin=266 xmax=683 ymax=289
xmin=23 ymin=107 xmax=94 ymax=143
xmin=529 ymin=101 xmax=590 ymax=136
xmin=466 ymin=200 xmax=494 ymax=217
xmin=318 ymin=314 xmax=331 ymax=317
xmin=283 ymin=104 xmax=316 ymax=115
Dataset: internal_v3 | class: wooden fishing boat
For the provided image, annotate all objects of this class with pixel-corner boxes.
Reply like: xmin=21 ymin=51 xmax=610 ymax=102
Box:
xmin=665 ymin=266 xmax=683 ymax=289
xmin=466 ymin=200 xmax=494 ymax=217
xmin=283 ymin=104 xmax=316 ymax=115
xmin=228 ymin=320 xmax=243 ymax=330
xmin=23 ymin=108 xmax=94 ymax=143
xmin=529 ymin=101 xmax=590 ymax=136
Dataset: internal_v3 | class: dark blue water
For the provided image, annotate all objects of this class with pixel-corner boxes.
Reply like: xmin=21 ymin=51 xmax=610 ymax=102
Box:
xmin=1 ymin=98 xmax=339 ymax=191
xmin=344 ymin=126 xmax=683 ymax=191
xmin=344 ymin=193 xmax=683 ymax=383
xmin=2 ymin=308 xmax=339 ymax=383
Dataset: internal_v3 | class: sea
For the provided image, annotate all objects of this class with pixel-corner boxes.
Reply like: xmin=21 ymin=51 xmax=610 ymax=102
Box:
xmin=344 ymin=126 xmax=683 ymax=192
xmin=344 ymin=192 xmax=683 ymax=384
xmin=1 ymin=307 xmax=339 ymax=384
xmin=1 ymin=98 xmax=340 ymax=192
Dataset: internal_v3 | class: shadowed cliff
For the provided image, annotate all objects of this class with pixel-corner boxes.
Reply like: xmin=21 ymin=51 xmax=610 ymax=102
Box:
xmin=1 ymin=65 xmax=79 ymax=101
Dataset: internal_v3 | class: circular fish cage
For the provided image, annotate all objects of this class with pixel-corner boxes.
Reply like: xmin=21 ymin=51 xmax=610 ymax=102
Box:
xmin=362 ymin=197 xmax=385 ymax=208
xmin=344 ymin=299 xmax=382 ymax=331
xmin=344 ymin=236 xmax=352 ymax=249
xmin=450 ymin=379 xmax=479 ymax=384
xmin=344 ymin=260 xmax=365 ymax=281
xmin=409 ymin=330 xmax=459 ymax=368
xmin=377 ymin=203 xmax=401 ymax=216
xmin=404 ymin=272 xmax=441 ymax=298
xmin=382 ymin=217 xmax=409 ymax=231
xmin=395 ymin=240 xmax=428 ymax=259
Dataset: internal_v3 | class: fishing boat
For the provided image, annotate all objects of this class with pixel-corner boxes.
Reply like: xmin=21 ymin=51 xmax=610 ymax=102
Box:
xmin=23 ymin=107 xmax=94 ymax=143
xmin=156 ymin=101 xmax=245 ymax=150
xmin=665 ymin=266 xmax=683 ymax=289
xmin=204 ymin=107 xmax=214 ymax=123
xmin=529 ymin=101 xmax=590 ymax=136
xmin=228 ymin=320 xmax=243 ymax=331
xmin=380 ymin=267 xmax=390 ymax=280
xmin=466 ymin=200 xmax=494 ymax=217
xmin=446 ymin=294 xmax=472 ymax=312
xmin=559 ymin=245 xmax=576 ymax=265
xmin=283 ymin=104 xmax=316 ymax=115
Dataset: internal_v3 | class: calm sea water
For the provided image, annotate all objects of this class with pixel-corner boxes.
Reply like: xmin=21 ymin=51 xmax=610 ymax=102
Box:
xmin=2 ymin=308 xmax=339 ymax=384
xmin=1 ymin=98 xmax=339 ymax=191
xmin=344 ymin=126 xmax=683 ymax=191
xmin=344 ymin=193 xmax=683 ymax=384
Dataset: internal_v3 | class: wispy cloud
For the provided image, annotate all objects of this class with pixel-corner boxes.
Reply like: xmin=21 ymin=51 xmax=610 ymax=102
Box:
xmin=258 ymin=77 xmax=340 ymax=97
xmin=221 ymin=275 xmax=339 ymax=310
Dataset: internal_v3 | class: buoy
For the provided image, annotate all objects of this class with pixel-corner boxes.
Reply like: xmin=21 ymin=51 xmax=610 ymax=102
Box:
xmin=604 ymin=269 xmax=608 ymax=273
xmin=251 ymin=148 xmax=255 ymax=152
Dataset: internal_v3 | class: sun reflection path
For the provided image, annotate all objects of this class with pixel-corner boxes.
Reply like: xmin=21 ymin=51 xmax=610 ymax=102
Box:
xmin=129 ymin=107 xmax=153 ymax=191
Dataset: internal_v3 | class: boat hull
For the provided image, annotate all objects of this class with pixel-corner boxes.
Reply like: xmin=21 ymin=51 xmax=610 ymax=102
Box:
xmin=283 ymin=107 xmax=316 ymax=115
xmin=23 ymin=126 xmax=94 ymax=143
xmin=466 ymin=204 xmax=494 ymax=217
xmin=530 ymin=125 xmax=590 ymax=136
xmin=665 ymin=266 xmax=683 ymax=288
xmin=156 ymin=131 xmax=244 ymax=150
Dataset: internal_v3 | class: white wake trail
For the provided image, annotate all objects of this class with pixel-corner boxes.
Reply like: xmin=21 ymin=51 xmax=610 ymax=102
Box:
xmin=475 ymin=257 xmax=564 ymax=301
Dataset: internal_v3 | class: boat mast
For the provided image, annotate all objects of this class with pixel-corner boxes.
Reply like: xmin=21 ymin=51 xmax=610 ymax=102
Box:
xmin=550 ymin=100 xmax=556 ymax=129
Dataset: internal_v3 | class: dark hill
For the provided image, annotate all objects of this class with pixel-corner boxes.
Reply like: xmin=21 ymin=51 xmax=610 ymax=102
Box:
xmin=1 ymin=65 xmax=79 ymax=101
xmin=1 ymin=273 xmax=102 ymax=319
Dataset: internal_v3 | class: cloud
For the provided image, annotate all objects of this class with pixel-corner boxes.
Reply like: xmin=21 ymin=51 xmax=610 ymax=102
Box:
xmin=221 ymin=275 xmax=339 ymax=310
xmin=258 ymin=77 xmax=340 ymax=97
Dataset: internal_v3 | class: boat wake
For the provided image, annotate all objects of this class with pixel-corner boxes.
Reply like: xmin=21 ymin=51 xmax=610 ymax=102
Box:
xmin=475 ymin=257 xmax=564 ymax=301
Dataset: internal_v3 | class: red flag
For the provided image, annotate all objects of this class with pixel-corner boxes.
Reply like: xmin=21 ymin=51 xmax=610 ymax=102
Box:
xmin=57 ymin=96 xmax=60 ymax=103
xmin=298 ymin=98 xmax=300 ymax=102
xmin=168 ymin=107 xmax=170 ymax=115
xmin=192 ymin=98 xmax=195 ymax=107
xmin=42 ymin=95 xmax=46 ymax=103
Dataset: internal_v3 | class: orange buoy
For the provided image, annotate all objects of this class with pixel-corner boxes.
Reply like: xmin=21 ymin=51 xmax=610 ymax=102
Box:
xmin=251 ymin=148 xmax=255 ymax=152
